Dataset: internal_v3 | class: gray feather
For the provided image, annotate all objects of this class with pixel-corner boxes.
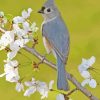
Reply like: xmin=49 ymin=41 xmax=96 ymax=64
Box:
xmin=44 ymin=0 xmax=55 ymax=7
xmin=42 ymin=16 xmax=70 ymax=64
xmin=57 ymin=54 xmax=69 ymax=91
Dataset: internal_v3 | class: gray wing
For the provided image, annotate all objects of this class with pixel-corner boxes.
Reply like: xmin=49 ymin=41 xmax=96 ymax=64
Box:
xmin=42 ymin=16 xmax=70 ymax=64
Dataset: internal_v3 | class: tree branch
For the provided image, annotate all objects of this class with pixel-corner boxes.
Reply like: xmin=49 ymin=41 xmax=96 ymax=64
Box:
xmin=0 ymin=27 xmax=99 ymax=100
xmin=66 ymin=88 xmax=77 ymax=97
xmin=24 ymin=46 xmax=99 ymax=100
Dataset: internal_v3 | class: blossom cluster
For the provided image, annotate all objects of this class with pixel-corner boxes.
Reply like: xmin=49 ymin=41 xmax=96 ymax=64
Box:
xmin=24 ymin=78 xmax=54 ymax=99
xmin=0 ymin=8 xmax=54 ymax=99
xmin=0 ymin=8 xmax=38 ymax=81
xmin=0 ymin=9 xmax=62 ymax=100
xmin=78 ymin=56 xmax=97 ymax=88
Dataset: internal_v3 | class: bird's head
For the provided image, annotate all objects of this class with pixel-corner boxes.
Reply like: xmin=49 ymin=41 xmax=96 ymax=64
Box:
xmin=38 ymin=0 xmax=60 ymax=20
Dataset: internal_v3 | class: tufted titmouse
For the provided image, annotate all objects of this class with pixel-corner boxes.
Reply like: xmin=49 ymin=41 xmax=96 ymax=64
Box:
xmin=38 ymin=0 xmax=70 ymax=91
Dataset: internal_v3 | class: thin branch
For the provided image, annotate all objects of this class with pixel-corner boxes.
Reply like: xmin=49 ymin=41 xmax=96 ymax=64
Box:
xmin=66 ymin=88 xmax=78 ymax=97
xmin=51 ymin=88 xmax=77 ymax=99
xmin=24 ymin=46 xmax=99 ymax=100
xmin=0 ymin=28 xmax=99 ymax=100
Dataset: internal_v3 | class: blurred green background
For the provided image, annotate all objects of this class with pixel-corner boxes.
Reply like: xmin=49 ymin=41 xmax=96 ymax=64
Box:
xmin=0 ymin=0 xmax=100 ymax=100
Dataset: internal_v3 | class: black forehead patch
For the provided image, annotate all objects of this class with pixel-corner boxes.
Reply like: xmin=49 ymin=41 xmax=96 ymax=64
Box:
xmin=41 ymin=6 xmax=45 ymax=11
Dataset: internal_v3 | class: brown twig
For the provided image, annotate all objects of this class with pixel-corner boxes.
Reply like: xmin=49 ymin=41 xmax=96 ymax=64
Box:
xmin=66 ymin=88 xmax=78 ymax=97
xmin=64 ymin=95 xmax=69 ymax=100
xmin=50 ymin=88 xmax=77 ymax=99
xmin=32 ymin=56 xmax=45 ymax=70
xmin=32 ymin=37 xmax=38 ymax=48
xmin=0 ymin=27 xmax=99 ymax=100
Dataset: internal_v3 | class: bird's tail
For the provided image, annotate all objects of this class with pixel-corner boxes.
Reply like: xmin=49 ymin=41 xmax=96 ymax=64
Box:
xmin=57 ymin=55 xmax=69 ymax=91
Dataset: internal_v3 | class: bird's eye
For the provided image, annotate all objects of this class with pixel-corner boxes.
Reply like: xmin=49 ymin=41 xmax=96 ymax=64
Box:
xmin=44 ymin=8 xmax=53 ymax=14
xmin=47 ymin=8 xmax=51 ymax=12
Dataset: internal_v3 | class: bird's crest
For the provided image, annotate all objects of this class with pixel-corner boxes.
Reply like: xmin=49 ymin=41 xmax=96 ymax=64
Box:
xmin=44 ymin=0 xmax=55 ymax=7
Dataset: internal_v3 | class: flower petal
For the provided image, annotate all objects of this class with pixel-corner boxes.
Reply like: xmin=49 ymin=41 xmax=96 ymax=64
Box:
xmin=13 ymin=16 xmax=24 ymax=24
xmin=10 ymin=60 xmax=19 ymax=67
xmin=41 ymin=91 xmax=48 ymax=99
xmin=24 ymin=86 xmax=36 ymax=97
xmin=49 ymin=80 xmax=54 ymax=90
xmin=81 ymin=79 xmax=90 ymax=87
xmin=89 ymin=79 xmax=97 ymax=88
xmin=24 ymin=81 xmax=33 ymax=87
xmin=16 ymin=82 xmax=24 ymax=92
xmin=7 ymin=51 xmax=17 ymax=60
xmin=23 ymin=21 xmax=30 ymax=32
xmin=81 ymin=71 xmax=91 ymax=79
xmin=56 ymin=94 xmax=65 ymax=100
xmin=88 ymin=56 xmax=96 ymax=67
xmin=78 ymin=56 xmax=96 ymax=73
xmin=28 ymin=8 xmax=32 ymax=14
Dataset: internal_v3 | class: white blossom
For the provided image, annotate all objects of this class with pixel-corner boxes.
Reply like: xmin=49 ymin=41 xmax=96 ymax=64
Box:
xmin=8 ymin=39 xmax=28 ymax=60
xmin=22 ymin=8 xmax=32 ymax=19
xmin=13 ymin=8 xmax=32 ymax=24
xmin=89 ymin=79 xmax=97 ymax=88
xmin=31 ymin=22 xmax=39 ymax=32
xmin=0 ymin=31 xmax=14 ymax=50
xmin=7 ymin=51 xmax=18 ymax=60
xmin=10 ymin=41 xmax=20 ymax=51
xmin=24 ymin=78 xmax=35 ymax=87
xmin=5 ymin=67 xmax=20 ymax=82
xmin=22 ymin=22 xmax=38 ymax=34
xmin=23 ymin=21 xmax=31 ymax=32
xmin=78 ymin=56 xmax=96 ymax=73
xmin=13 ymin=24 xmax=27 ymax=38
xmin=56 ymin=94 xmax=65 ymax=100
xmin=81 ymin=79 xmax=91 ymax=87
xmin=37 ymin=81 xmax=49 ymax=99
xmin=81 ymin=71 xmax=91 ymax=79
xmin=14 ymin=39 xmax=24 ymax=48
xmin=81 ymin=79 xmax=97 ymax=88
xmin=24 ymin=86 xmax=36 ymax=97
xmin=0 ymin=60 xmax=20 ymax=82
xmin=13 ymin=23 xmax=32 ymax=42
xmin=13 ymin=16 xmax=25 ymax=24
xmin=16 ymin=82 xmax=24 ymax=92
xmin=49 ymin=80 xmax=54 ymax=90
xmin=24 ymin=78 xmax=54 ymax=99
xmin=6 ymin=71 xmax=19 ymax=82
xmin=24 ymin=79 xmax=48 ymax=98
xmin=1 ymin=31 xmax=14 ymax=44
xmin=78 ymin=56 xmax=97 ymax=88
xmin=4 ymin=59 xmax=18 ymax=67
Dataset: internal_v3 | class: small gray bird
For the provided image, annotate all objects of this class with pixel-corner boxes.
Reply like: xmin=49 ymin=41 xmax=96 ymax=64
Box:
xmin=38 ymin=0 xmax=70 ymax=91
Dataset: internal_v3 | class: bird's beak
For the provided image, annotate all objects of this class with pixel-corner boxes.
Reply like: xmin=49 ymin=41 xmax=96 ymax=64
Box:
xmin=37 ymin=9 xmax=44 ymax=14
xmin=37 ymin=7 xmax=45 ymax=14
